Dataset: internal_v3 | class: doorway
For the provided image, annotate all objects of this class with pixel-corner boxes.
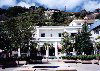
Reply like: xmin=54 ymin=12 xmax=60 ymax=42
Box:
xmin=49 ymin=47 xmax=55 ymax=56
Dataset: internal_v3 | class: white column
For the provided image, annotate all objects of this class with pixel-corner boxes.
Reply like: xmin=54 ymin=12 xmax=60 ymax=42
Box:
xmin=64 ymin=28 xmax=66 ymax=32
xmin=37 ymin=28 xmax=39 ymax=38
xmin=94 ymin=50 xmax=96 ymax=54
xmin=27 ymin=47 xmax=30 ymax=57
xmin=55 ymin=42 xmax=58 ymax=57
xmin=73 ymin=48 xmax=76 ymax=56
xmin=18 ymin=48 xmax=21 ymax=57
xmin=46 ymin=46 xmax=49 ymax=58
xmin=82 ymin=52 xmax=85 ymax=55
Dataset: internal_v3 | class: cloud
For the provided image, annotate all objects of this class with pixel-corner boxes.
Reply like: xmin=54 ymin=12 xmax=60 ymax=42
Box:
xmin=17 ymin=1 xmax=30 ymax=8
xmin=17 ymin=1 xmax=35 ymax=8
xmin=36 ymin=0 xmax=84 ymax=10
xmin=0 ymin=0 xmax=16 ymax=8
xmin=0 ymin=0 xmax=35 ymax=8
xmin=0 ymin=0 xmax=100 ymax=11
xmin=65 ymin=0 xmax=84 ymax=10
xmin=82 ymin=0 xmax=100 ymax=11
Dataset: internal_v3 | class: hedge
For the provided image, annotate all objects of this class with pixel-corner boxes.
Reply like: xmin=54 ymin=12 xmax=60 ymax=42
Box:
xmin=62 ymin=54 xmax=100 ymax=60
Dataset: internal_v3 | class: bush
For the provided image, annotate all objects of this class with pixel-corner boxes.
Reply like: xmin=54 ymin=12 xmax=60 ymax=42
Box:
xmin=0 ymin=57 xmax=17 ymax=68
xmin=62 ymin=54 xmax=100 ymax=60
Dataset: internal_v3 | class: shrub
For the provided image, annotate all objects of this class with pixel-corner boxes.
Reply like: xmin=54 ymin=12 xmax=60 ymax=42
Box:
xmin=62 ymin=54 xmax=100 ymax=60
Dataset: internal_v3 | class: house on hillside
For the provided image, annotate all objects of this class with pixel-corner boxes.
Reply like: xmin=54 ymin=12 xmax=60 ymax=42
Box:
xmin=70 ymin=19 xmax=100 ymax=41
xmin=90 ymin=19 xmax=100 ymax=42
xmin=84 ymin=14 xmax=96 ymax=20
xmin=69 ymin=19 xmax=94 ymax=29
xmin=44 ymin=9 xmax=60 ymax=19
xmin=95 ymin=8 xmax=100 ymax=13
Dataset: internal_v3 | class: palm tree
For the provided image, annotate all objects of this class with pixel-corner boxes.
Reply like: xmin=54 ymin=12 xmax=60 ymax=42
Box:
xmin=43 ymin=43 xmax=50 ymax=54
xmin=42 ymin=43 xmax=51 ymax=61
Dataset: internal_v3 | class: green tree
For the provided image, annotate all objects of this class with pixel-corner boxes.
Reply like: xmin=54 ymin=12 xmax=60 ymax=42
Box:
xmin=80 ymin=9 xmax=88 ymax=19
xmin=0 ymin=11 xmax=37 ymax=57
xmin=96 ymin=36 xmax=100 ymax=51
xmin=0 ymin=22 xmax=10 ymax=50
xmin=75 ymin=23 xmax=93 ymax=55
xmin=61 ymin=32 xmax=72 ymax=54
xmin=6 ymin=6 xmax=29 ymax=17
xmin=34 ymin=6 xmax=46 ymax=26
xmin=51 ymin=11 xmax=65 ymax=25
xmin=0 ymin=21 xmax=13 ymax=57
xmin=0 ymin=8 xmax=7 ymax=15
xmin=96 ymin=42 xmax=100 ymax=51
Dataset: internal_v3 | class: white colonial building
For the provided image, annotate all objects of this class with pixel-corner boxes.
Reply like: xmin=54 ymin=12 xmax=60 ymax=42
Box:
xmin=33 ymin=26 xmax=82 ymax=57
xmin=32 ymin=19 xmax=100 ymax=58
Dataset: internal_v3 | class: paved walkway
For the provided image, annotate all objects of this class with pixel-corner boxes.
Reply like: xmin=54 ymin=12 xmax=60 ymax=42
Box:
xmin=0 ymin=61 xmax=76 ymax=71
xmin=0 ymin=60 xmax=100 ymax=71
xmin=67 ymin=63 xmax=100 ymax=71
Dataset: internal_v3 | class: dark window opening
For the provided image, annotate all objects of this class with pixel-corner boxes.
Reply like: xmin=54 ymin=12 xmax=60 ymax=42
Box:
xmin=77 ymin=23 xmax=81 ymax=25
xmin=51 ymin=34 xmax=52 ymax=37
xmin=41 ymin=33 xmax=45 ymax=37
xmin=58 ymin=33 xmax=62 ymax=37
xmin=58 ymin=49 xmax=61 ymax=52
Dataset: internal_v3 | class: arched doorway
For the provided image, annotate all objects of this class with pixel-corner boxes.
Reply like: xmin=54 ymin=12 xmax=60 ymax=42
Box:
xmin=40 ymin=46 xmax=46 ymax=56
xmin=49 ymin=47 xmax=55 ymax=56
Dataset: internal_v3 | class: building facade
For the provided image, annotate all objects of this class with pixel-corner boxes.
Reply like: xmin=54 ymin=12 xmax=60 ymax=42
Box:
xmin=33 ymin=19 xmax=100 ymax=58
xmin=33 ymin=26 xmax=82 ymax=58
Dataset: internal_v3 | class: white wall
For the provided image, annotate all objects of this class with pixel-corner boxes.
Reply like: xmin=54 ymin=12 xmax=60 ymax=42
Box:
xmin=69 ymin=20 xmax=84 ymax=26
xmin=69 ymin=19 xmax=94 ymax=27
xmin=65 ymin=28 xmax=79 ymax=34
xmin=39 ymin=29 xmax=64 ymax=37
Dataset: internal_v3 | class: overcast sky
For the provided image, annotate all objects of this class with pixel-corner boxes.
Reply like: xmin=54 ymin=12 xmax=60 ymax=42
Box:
xmin=0 ymin=0 xmax=100 ymax=12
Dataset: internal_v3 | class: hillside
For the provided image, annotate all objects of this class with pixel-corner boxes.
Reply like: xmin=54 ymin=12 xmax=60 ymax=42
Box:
xmin=0 ymin=6 xmax=100 ymax=26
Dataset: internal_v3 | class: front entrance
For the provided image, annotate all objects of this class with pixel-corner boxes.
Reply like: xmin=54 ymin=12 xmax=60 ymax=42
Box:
xmin=40 ymin=42 xmax=58 ymax=57
xmin=49 ymin=47 xmax=55 ymax=56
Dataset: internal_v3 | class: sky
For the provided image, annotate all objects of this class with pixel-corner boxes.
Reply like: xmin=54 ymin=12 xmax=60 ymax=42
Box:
xmin=0 ymin=0 xmax=100 ymax=12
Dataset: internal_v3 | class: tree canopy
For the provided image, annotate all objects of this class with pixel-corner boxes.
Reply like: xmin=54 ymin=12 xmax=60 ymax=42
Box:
xmin=75 ymin=23 xmax=93 ymax=55
xmin=0 ymin=11 xmax=36 ymax=54
xmin=61 ymin=32 xmax=73 ymax=54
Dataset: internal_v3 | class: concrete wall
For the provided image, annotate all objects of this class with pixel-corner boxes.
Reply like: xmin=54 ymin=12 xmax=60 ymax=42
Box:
xmin=39 ymin=29 xmax=64 ymax=37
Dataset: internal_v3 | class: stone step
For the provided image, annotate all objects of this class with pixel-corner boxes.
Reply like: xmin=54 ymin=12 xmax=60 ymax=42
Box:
xmin=81 ymin=61 xmax=92 ymax=64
